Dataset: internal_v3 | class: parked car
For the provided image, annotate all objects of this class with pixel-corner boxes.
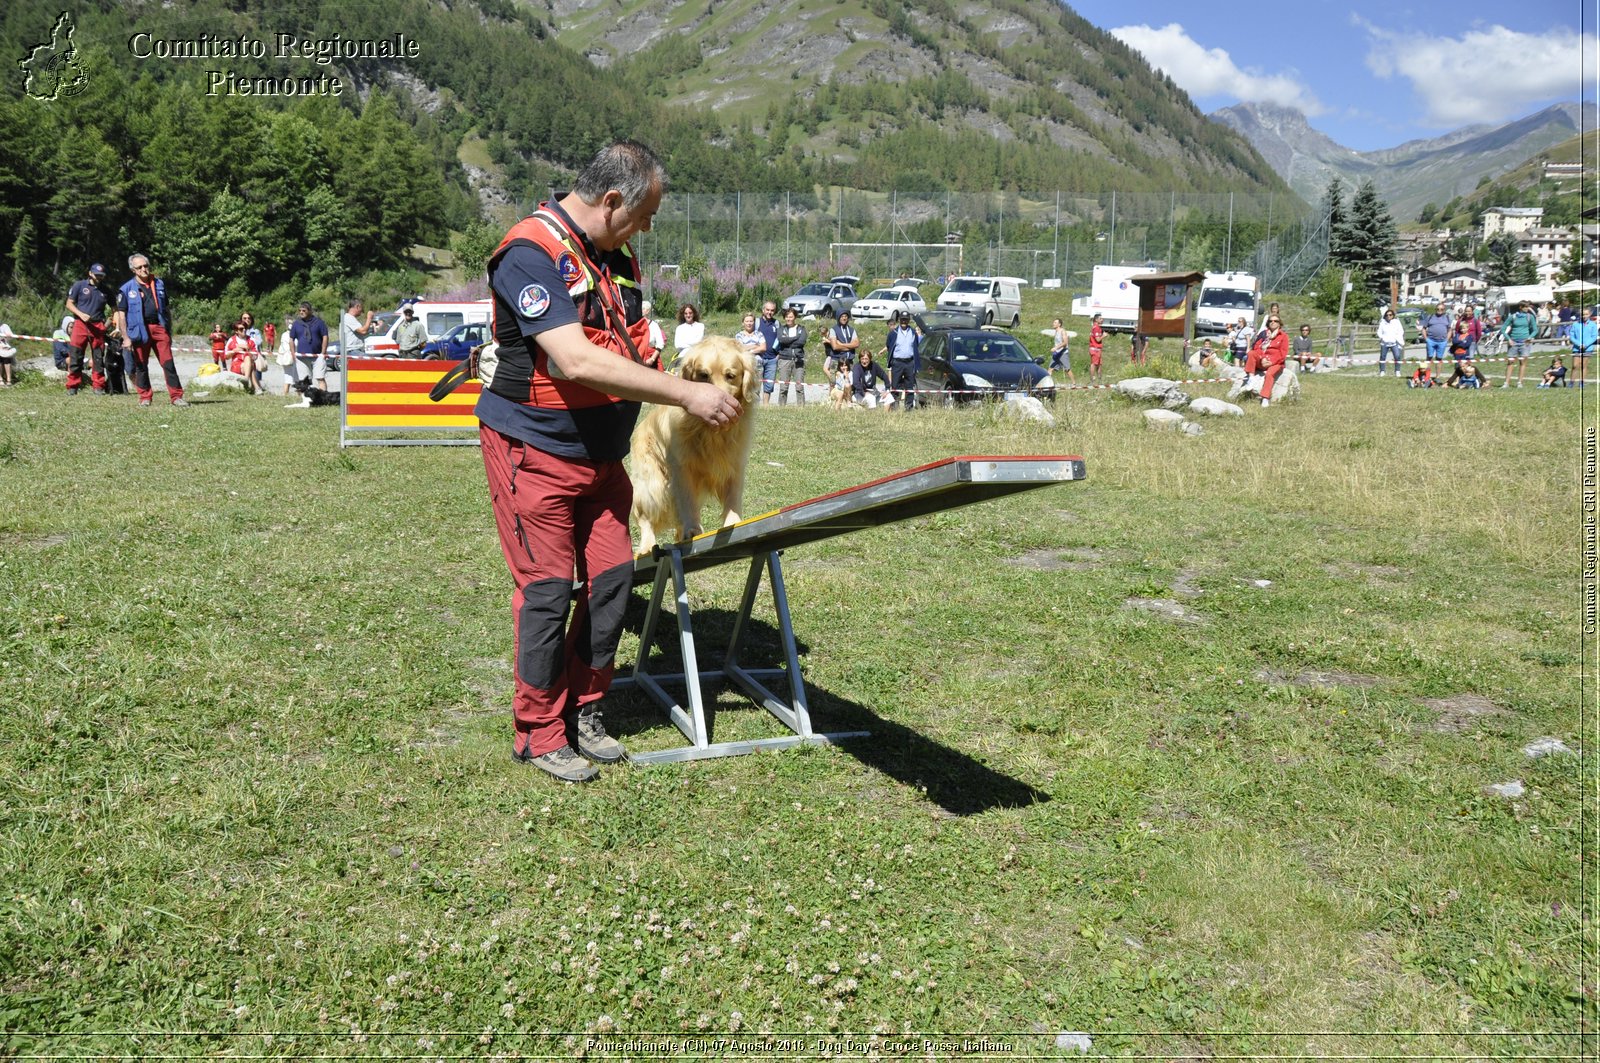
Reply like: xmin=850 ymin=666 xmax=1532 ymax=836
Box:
xmin=851 ymin=285 xmax=928 ymax=320
xmin=422 ymin=320 xmax=490 ymax=361
xmin=912 ymin=312 xmax=1054 ymax=403
xmin=783 ymin=278 xmax=857 ymax=319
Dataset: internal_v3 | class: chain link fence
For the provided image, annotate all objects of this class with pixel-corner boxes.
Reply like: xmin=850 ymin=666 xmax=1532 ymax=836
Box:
xmin=626 ymin=190 xmax=1329 ymax=296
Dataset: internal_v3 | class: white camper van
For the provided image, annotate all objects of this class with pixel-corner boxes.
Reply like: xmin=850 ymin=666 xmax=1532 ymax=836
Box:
xmin=363 ymin=300 xmax=493 ymax=357
xmin=1070 ymin=265 xmax=1151 ymax=333
xmin=1195 ymin=273 xmax=1261 ymax=336
xmin=936 ymin=276 xmax=1023 ymax=327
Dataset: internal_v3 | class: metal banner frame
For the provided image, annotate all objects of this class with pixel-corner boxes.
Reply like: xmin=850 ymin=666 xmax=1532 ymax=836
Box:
xmin=614 ymin=456 xmax=1087 ymax=765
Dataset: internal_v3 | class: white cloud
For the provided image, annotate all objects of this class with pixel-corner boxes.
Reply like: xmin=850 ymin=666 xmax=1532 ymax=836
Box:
xmin=1361 ymin=20 xmax=1594 ymax=126
xmin=1110 ymin=22 xmax=1325 ymax=115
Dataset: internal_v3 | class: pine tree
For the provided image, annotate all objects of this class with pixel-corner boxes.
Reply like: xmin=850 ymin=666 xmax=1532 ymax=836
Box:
xmin=1345 ymin=180 xmax=1399 ymax=292
xmin=1324 ymin=177 xmax=1360 ymax=268
xmin=1481 ymin=235 xmax=1537 ymax=286
xmin=1558 ymin=238 xmax=1592 ymax=284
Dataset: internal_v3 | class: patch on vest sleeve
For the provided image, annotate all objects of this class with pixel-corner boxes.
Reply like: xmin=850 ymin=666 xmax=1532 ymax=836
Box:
xmin=556 ymin=252 xmax=583 ymax=286
xmin=517 ymin=284 xmax=551 ymax=319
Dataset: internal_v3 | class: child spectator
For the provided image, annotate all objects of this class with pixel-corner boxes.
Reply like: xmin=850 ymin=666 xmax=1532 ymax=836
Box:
xmin=209 ymin=323 xmax=228 ymax=367
xmin=1539 ymin=356 xmax=1568 ymax=388
xmin=1407 ymin=362 xmax=1435 ymax=389
xmin=1446 ymin=361 xmax=1486 ymax=389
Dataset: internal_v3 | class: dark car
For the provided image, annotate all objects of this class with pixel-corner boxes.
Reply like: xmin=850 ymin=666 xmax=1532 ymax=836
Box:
xmin=422 ymin=321 xmax=490 ymax=361
xmin=912 ymin=312 xmax=1055 ymax=403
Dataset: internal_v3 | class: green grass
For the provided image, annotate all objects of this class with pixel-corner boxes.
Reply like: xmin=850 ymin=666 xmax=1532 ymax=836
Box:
xmin=0 ymin=367 xmax=1590 ymax=1058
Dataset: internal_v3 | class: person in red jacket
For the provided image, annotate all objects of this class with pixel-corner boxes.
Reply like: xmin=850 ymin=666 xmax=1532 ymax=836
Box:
xmin=209 ymin=323 xmax=228 ymax=367
xmin=1244 ymin=313 xmax=1290 ymax=406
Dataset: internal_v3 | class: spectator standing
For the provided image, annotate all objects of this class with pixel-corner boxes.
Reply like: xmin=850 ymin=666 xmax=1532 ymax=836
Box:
xmin=262 ymin=318 xmax=277 ymax=354
xmin=64 ymin=262 xmax=112 ymax=394
xmin=881 ymin=311 xmax=921 ymax=410
xmin=672 ymin=304 xmax=704 ymax=362
xmin=208 ymin=323 xmax=228 ymax=368
xmin=1088 ymin=313 xmax=1105 ymax=383
xmin=1228 ymin=316 xmax=1254 ymax=365
xmin=340 ymin=299 xmax=374 ymax=370
xmin=1570 ymin=308 xmax=1596 ymax=388
xmin=1537 ymin=302 xmax=1553 ymax=339
xmin=276 ymin=317 xmax=296 ymax=396
xmin=1376 ymin=308 xmax=1406 ymax=377
xmin=1558 ymin=303 xmax=1575 ymax=342
xmin=755 ymin=300 xmax=780 ymax=405
xmin=1049 ymin=317 xmax=1076 ymax=386
xmin=289 ymin=302 xmax=330 ymax=390
xmin=0 ymin=324 xmax=15 ymax=387
xmin=734 ymin=312 xmax=763 ymax=355
xmin=774 ymin=307 xmax=808 ymax=406
xmin=1291 ymin=324 xmax=1321 ymax=372
xmin=1129 ymin=330 xmax=1149 ymax=367
xmin=640 ymin=301 xmax=665 ymax=361
xmin=473 ymin=139 xmax=738 ymax=783
xmin=823 ymin=310 xmax=859 ymax=377
xmin=1501 ymin=300 xmax=1539 ymax=388
xmin=850 ymin=348 xmax=893 ymax=408
xmin=1457 ymin=305 xmax=1483 ymax=359
xmin=114 ymin=253 xmax=187 ymax=408
xmin=1421 ymin=302 xmax=1453 ymax=376
xmin=393 ymin=305 xmax=428 ymax=358
xmin=1243 ymin=313 xmax=1289 ymax=407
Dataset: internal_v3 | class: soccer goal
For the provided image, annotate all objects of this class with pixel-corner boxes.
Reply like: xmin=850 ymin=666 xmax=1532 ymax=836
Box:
xmin=829 ymin=242 xmax=964 ymax=283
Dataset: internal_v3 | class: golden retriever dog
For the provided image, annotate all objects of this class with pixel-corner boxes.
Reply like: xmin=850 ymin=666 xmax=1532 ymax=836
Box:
xmin=630 ymin=336 xmax=760 ymax=554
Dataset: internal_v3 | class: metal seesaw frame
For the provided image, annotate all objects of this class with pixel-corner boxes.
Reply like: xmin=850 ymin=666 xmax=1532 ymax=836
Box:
xmin=613 ymin=455 xmax=1086 ymax=765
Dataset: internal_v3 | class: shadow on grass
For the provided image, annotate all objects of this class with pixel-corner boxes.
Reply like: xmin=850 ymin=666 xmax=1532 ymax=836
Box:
xmin=606 ymin=592 xmax=1049 ymax=818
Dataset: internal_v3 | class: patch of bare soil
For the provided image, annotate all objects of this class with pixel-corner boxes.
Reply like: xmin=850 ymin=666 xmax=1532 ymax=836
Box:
xmin=1420 ymin=693 xmax=1507 ymax=733
xmin=1004 ymin=547 xmax=1105 ymax=571
xmin=1124 ymin=597 xmax=1204 ymax=624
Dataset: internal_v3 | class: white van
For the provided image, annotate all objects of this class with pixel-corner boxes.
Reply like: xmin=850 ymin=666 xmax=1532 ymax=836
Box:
xmin=363 ymin=299 xmax=492 ymax=357
xmin=936 ymin=276 xmax=1023 ymax=328
xmin=1194 ymin=273 xmax=1261 ymax=336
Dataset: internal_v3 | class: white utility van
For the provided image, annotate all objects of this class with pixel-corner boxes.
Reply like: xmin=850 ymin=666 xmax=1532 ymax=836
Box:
xmin=1071 ymin=265 xmax=1152 ymax=333
xmin=1194 ymin=273 xmax=1261 ymax=336
xmin=936 ymin=276 xmax=1023 ymax=327
xmin=363 ymin=299 xmax=492 ymax=357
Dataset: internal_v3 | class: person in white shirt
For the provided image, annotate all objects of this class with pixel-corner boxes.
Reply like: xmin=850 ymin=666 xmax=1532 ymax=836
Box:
xmin=641 ymin=300 xmax=666 ymax=360
xmin=1375 ymin=308 xmax=1406 ymax=377
xmin=672 ymin=303 xmax=705 ymax=364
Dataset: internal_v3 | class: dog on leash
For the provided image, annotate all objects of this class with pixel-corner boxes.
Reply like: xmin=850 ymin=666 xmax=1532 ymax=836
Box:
xmin=630 ymin=336 xmax=759 ymax=554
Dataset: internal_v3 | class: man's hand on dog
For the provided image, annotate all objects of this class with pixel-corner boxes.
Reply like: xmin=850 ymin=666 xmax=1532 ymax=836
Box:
xmin=683 ymin=383 xmax=741 ymax=430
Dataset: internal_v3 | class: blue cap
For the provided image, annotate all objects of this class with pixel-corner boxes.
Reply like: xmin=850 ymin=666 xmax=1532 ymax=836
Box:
xmin=89 ymin=263 xmax=105 ymax=275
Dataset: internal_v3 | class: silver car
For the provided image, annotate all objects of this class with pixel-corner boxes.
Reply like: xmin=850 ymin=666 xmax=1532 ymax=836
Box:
xmin=783 ymin=279 xmax=857 ymax=320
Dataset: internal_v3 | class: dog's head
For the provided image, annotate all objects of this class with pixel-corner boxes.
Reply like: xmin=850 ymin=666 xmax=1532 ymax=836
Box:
xmin=678 ymin=336 xmax=758 ymax=407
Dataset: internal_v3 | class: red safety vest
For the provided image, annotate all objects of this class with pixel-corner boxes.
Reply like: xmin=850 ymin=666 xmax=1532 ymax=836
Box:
xmin=485 ymin=206 xmax=658 ymax=409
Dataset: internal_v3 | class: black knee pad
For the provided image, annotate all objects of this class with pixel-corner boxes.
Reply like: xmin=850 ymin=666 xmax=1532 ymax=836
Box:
xmin=517 ymin=578 xmax=574 ymax=689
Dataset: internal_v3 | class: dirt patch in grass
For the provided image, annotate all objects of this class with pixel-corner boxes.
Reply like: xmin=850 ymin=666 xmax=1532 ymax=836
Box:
xmin=1172 ymin=566 xmax=1205 ymax=599
xmin=1256 ymin=668 xmax=1385 ymax=689
xmin=1005 ymin=547 xmax=1106 ymax=571
xmin=1420 ymin=693 xmax=1507 ymax=733
xmin=1124 ymin=597 xmax=1204 ymax=624
xmin=5 ymin=532 xmax=68 ymax=550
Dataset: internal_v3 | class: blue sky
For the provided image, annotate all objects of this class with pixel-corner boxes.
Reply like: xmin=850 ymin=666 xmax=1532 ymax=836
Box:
xmin=1065 ymin=1 xmax=1594 ymax=151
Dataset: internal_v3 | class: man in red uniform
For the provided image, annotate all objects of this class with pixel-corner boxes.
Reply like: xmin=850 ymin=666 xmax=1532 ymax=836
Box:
xmin=114 ymin=253 xmax=187 ymax=408
xmin=64 ymin=263 xmax=111 ymax=395
xmin=478 ymin=140 xmax=741 ymax=783
xmin=1243 ymin=313 xmax=1290 ymax=407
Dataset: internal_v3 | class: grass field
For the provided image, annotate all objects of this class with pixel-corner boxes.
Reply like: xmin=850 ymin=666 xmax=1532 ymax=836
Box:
xmin=0 ymin=363 xmax=1592 ymax=1058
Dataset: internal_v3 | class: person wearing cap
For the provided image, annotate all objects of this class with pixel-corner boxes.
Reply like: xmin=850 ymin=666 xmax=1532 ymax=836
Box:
xmin=393 ymin=304 xmax=428 ymax=359
xmin=114 ymin=253 xmax=187 ymax=408
xmin=65 ymin=263 xmax=113 ymax=395
xmin=288 ymin=301 xmax=330 ymax=388
xmin=880 ymin=310 xmax=921 ymax=411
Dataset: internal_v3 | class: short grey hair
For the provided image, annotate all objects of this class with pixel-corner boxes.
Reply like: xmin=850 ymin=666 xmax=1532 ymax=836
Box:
xmin=128 ymin=253 xmax=150 ymax=268
xmin=572 ymin=140 xmax=667 ymax=210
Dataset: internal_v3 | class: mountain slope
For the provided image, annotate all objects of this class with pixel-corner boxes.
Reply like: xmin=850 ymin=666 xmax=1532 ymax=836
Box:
xmin=1211 ymin=101 xmax=1589 ymax=219
xmin=544 ymin=0 xmax=1291 ymax=196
